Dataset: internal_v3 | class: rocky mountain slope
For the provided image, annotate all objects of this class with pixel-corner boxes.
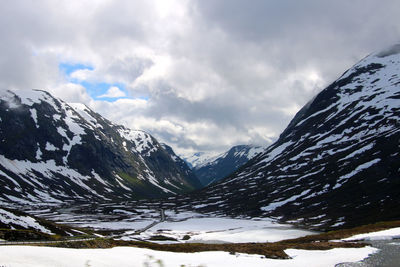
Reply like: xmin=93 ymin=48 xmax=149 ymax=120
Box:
xmin=161 ymin=143 xmax=203 ymax=188
xmin=0 ymin=206 xmax=72 ymax=239
xmin=192 ymin=145 xmax=264 ymax=186
xmin=177 ymin=45 xmax=400 ymax=230
xmin=0 ymin=90 xmax=201 ymax=204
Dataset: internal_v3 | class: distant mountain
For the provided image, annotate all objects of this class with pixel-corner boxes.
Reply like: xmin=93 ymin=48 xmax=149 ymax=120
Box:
xmin=193 ymin=145 xmax=264 ymax=186
xmin=183 ymin=151 xmax=219 ymax=169
xmin=0 ymin=90 xmax=201 ymax=204
xmin=178 ymin=44 xmax=400 ymax=230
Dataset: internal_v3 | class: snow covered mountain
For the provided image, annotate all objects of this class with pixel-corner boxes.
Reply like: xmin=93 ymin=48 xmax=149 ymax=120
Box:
xmin=193 ymin=145 xmax=264 ymax=186
xmin=177 ymin=44 xmax=400 ymax=230
xmin=183 ymin=151 xmax=219 ymax=169
xmin=0 ymin=89 xmax=201 ymax=204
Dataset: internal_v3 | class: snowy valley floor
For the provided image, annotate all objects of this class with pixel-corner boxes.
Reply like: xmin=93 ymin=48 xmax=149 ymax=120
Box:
xmin=0 ymin=245 xmax=378 ymax=267
xmin=2 ymin=225 xmax=399 ymax=267
xmin=1 ymin=204 xmax=400 ymax=266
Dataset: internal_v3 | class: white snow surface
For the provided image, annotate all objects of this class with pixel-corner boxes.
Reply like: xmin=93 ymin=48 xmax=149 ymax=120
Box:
xmin=246 ymin=146 xmax=265 ymax=160
xmin=141 ymin=217 xmax=314 ymax=243
xmin=29 ymin=108 xmax=38 ymax=126
xmin=118 ymin=128 xmax=158 ymax=156
xmin=260 ymin=189 xmax=311 ymax=212
xmin=45 ymin=142 xmax=57 ymax=151
xmin=35 ymin=147 xmax=42 ymax=160
xmin=13 ymin=89 xmax=60 ymax=111
xmin=69 ymin=103 xmax=104 ymax=130
xmin=189 ymin=145 xmax=264 ymax=170
xmin=257 ymin=141 xmax=294 ymax=166
xmin=343 ymin=227 xmax=400 ymax=241
xmin=183 ymin=151 xmax=220 ymax=169
xmin=0 ymin=245 xmax=377 ymax=267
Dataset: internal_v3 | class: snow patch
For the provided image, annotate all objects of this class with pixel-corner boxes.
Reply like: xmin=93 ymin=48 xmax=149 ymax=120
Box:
xmin=35 ymin=147 xmax=42 ymax=160
xmin=338 ymin=158 xmax=381 ymax=182
xmin=261 ymin=189 xmax=311 ymax=212
xmin=343 ymin=227 xmax=400 ymax=241
xmin=0 ymin=208 xmax=53 ymax=234
xmin=45 ymin=142 xmax=57 ymax=151
xmin=30 ymin=108 xmax=38 ymax=126
xmin=118 ymin=128 xmax=157 ymax=156
xmin=0 ymin=242 xmax=377 ymax=266
xmin=257 ymin=141 xmax=294 ymax=166
xmin=184 ymin=151 xmax=220 ymax=169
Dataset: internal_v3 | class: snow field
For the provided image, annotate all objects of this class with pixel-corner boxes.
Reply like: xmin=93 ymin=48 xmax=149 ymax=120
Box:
xmin=131 ymin=217 xmax=315 ymax=243
xmin=343 ymin=227 xmax=400 ymax=241
xmin=0 ymin=245 xmax=378 ymax=267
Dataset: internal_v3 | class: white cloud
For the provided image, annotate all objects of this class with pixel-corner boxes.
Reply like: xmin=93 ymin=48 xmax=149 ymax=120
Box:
xmin=98 ymin=86 xmax=127 ymax=98
xmin=1 ymin=0 xmax=400 ymax=155
xmin=70 ymin=69 xmax=94 ymax=81
xmin=49 ymin=83 xmax=93 ymax=105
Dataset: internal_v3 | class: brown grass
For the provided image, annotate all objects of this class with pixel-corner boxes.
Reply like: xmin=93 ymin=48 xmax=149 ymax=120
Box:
xmin=37 ymin=220 xmax=400 ymax=259
xmin=0 ymin=228 xmax=59 ymax=241
xmin=41 ymin=238 xmax=367 ymax=259
xmin=278 ymin=220 xmax=400 ymax=244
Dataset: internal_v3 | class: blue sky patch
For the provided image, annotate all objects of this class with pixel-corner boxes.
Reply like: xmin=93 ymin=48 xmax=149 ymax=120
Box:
xmin=59 ymin=62 xmax=131 ymax=102
xmin=59 ymin=62 xmax=94 ymax=76
xmin=82 ymin=81 xmax=130 ymax=101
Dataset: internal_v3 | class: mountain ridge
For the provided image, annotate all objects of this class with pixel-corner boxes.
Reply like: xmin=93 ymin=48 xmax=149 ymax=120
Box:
xmin=172 ymin=44 xmax=400 ymax=230
xmin=0 ymin=89 xmax=202 ymax=204
xmin=191 ymin=145 xmax=264 ymax=186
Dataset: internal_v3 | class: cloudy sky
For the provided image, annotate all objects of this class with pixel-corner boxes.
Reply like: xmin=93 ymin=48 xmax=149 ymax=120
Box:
xmin=1 ymin=0 xmax=399 ymax=156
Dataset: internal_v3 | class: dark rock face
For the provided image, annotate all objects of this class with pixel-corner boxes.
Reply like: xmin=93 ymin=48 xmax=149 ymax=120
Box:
xmin=161 ymin=143 xmax=203 ymax=189
xmin=178 ymin=45 xmax=400 ymax=230
xmin=193 ymin=145 xmax=264 ymax=186
xmin=0 ymin=90 xmax=201 ymax=204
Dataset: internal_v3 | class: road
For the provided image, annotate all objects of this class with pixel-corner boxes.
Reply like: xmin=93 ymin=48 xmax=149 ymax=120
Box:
xmin=160 ymin=208 xmax=165 ymax=222
xmin=0 ymin=238 xmax=95 ymax=246
xmin=134 ymin=208 xmax=166 ymax=234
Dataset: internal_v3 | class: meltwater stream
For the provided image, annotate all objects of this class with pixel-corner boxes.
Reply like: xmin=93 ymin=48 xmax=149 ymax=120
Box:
xmin=336 ymin=239 xmax=400 ymax=267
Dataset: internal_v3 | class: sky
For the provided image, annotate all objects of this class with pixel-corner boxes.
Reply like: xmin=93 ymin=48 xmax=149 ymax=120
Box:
xmin=0 ymin=0 xmax=399 ymax=156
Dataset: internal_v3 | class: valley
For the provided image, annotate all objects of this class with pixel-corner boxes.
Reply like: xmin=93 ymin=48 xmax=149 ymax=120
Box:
xmin=20 ymin=201 xmax=315 ymax=244
xmin=1 ymin=200 xmax=400 ymax=266
xmin=1 ymin=44 xmax=400 ymax=266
